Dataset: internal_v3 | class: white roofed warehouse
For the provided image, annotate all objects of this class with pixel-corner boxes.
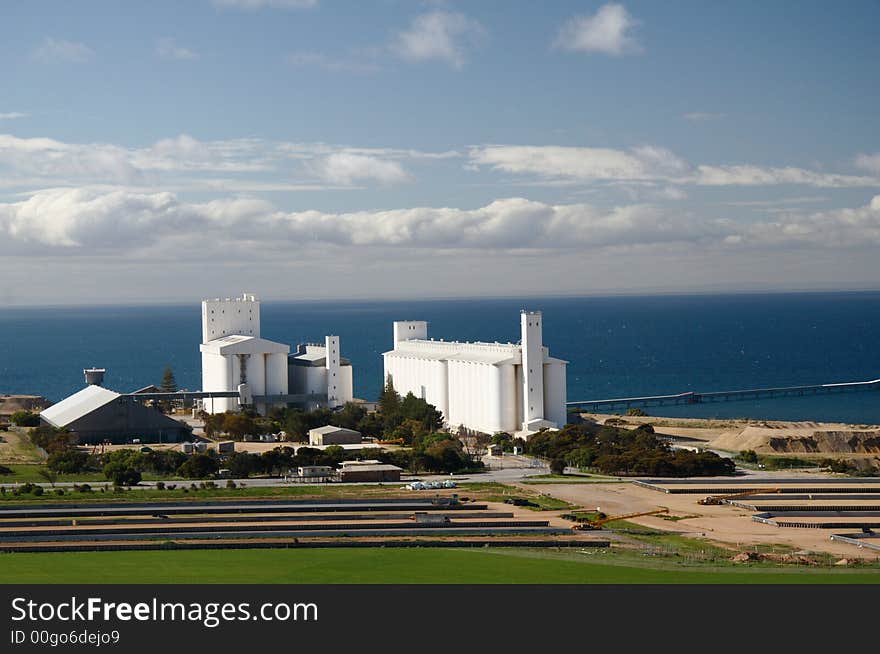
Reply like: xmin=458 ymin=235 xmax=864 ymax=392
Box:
xmin=308 ymin=425 xmax=362 ymax=446
xmin=383 ymin=311 xmax=567 ymax=438
xmin=40 ymin=385 xmax=191 ymax=445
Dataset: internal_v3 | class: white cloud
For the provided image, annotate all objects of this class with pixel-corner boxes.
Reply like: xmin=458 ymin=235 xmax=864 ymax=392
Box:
xmin=0 ymin=133 xmax=461 ymax=192
xmin=469 ymin=145 xmax=686 ymax=182
xmin=725 ymin=196 xmax=826 ymax=208
xmin=287 ymin=51 xmax=380 ymax=74
xmin=468 ymin=144 xmax=880 ymax=188
xmin=554 ymin=3 xmax=641 ymax=55
xmin=156 ymin=37 xmax=199 ymax=61
xmin=212 ymin=0 xmax=317 ymax=8
xmin=3 ymin=189 xmax=880 ymax=264
xmin=693 ymin=165 xmax=877 ymax=188
xmin=735 ymin=195 xmax=880 ymax=248
xmin=683 ymin=112 xmax=726 ymax=121
xmin=0 ymin=189 xmax=712 ymax=253
xmin=0 ymin=112 xmax=28 ymax=120
xmin=393 ymin=11 xmax=484 ymax=68
xmin=656 ymin=187 xmax=687 ymax=201
xmin=309 ymin=153 xmax=412 ymax=186
xmin=32 ymin=38 xmax=94 ymax=63
xmin=855 ymin=153 xmax=880 ymax=175
xmin=0 ymin=133 xmax=137 ymax=182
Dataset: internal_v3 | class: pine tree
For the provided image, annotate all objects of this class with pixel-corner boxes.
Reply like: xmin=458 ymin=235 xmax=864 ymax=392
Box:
xmin=378 ymin=374 xmax=402 ymax=426
xmin=160 ymin=365 xmax=178 ymax=393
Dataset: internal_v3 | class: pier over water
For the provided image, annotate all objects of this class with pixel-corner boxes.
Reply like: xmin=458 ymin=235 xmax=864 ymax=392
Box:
xmin=567 ymin=378 xmax=880 ymax=412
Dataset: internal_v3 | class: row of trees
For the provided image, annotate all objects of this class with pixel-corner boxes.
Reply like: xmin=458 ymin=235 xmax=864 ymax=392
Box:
xmin=526 ymin=423 xmax=735 ymax=477
xmin=204 ymin=377 xmax=446 ymax=444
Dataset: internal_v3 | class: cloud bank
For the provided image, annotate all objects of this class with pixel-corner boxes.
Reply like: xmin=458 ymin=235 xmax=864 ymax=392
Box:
xmin=3 ymin=188 xmax=879 ymax=256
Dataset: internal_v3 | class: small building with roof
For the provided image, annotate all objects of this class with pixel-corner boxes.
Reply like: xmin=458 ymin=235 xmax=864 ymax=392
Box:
xmin=338 ymin=460 xmax=402 ymax=483
xmin=309 ymin=425 xmax=362 ymax=446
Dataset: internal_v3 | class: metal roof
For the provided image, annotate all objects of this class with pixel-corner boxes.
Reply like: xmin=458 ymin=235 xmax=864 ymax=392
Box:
xmin=40 ymin=385 xmax=120 ymax=428
xmin=383 ymin=347 xmax=520 ymax=366
xmin=289 ymin=351 xmax=351 ymax=366
xmin=199 ymin=335 xmax=290 ymax=355
xmin=309 ymin=425 xmax=360 ymax=436
xmin=339 ymin=464 xmax=402 ymax=472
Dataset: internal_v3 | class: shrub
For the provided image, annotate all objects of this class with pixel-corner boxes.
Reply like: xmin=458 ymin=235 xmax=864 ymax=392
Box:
xmin=47 ymin=449 xmax=93 ymax=474
xmin=10 ymin=410 xmax=40 ymax=427
xmin=104 ymin=463 xmax=142 ymax=486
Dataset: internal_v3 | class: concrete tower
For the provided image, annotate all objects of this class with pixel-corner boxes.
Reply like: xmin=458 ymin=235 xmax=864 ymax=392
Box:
xmin=521 ymin=310 xmax=546 ymax=432
xmin=393 ymin=321 xmax=428 ymax=347
xmin=201 ymin=293 xmax=260 ymax=342
xmin=325 ymin=335 xmax=342 ymax=408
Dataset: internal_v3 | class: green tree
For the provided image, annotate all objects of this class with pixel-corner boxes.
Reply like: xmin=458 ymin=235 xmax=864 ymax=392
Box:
xmin=177 ymin=453 xmax=219 ymax=479
xmin=549 ymin=458 xmax=567 ymax=475
xmin=29 ymin=425 xmax=77 ymax=454
xmin=399 ymin=392 xmax=443 ymax=432
xmin=103 ymin=462 xmax=142 ymax=486
xmin=47 ymin=449 xmax=93 ymax=474
xmin=160 ymin=366 xmax=178 ymax=393
xmin=331 ymin=402 xmax=367 ymax=430
xmin=378 ymin=375 xmax=402 ymax=428
xmin=10 ymin=410 xmax=40 ymax=427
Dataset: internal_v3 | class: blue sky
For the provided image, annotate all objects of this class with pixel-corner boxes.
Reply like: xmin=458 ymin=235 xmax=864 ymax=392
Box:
xmin=1 ymin=1 xmax=878 ymax=305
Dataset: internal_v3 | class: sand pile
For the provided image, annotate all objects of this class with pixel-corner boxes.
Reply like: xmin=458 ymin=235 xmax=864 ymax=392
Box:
xmin=709 ymin=426 xmax=880 ymax=454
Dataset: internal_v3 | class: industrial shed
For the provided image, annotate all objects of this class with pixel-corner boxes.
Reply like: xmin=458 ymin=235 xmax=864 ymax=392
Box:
xmin=309 ymin=425 xmax=362 ymax=446
xmin=338 ymin=461 xmax=402 ymax=483
xmin=40 ymin=385 xmax=191 ymax=445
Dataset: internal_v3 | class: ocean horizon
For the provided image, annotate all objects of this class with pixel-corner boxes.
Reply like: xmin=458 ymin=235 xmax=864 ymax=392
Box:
xmin=2 ymin=289 xmax=878 ymax=425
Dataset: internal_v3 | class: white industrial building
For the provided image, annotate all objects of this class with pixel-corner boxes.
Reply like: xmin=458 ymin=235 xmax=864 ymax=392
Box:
xmin=288 ymin=338 xmax=353 ymax=411
xmin=383 ymin=311 xmax=567 ymax=437
xmin=200 ymin=294 xmax=353 ymax=414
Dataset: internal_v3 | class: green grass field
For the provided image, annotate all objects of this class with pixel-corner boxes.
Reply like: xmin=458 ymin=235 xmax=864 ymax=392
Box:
xmin=0 ymin=464 xmax=108 ymax=484
xmin=0 ymin=548 xmax=878 ymax=584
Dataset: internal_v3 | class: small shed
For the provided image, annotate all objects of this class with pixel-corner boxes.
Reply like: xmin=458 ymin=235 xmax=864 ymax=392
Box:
xmin=298 ymin=465 xmax=334 ymax=478
xmin=309 ymin=425 xmax=362 ymax=446
xmin=338 ymin=463 xmax=402 ymax=483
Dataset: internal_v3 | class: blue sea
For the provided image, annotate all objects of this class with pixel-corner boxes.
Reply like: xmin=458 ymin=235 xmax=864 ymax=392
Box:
xmin=1 ymin=292 xmax=879 ymax=424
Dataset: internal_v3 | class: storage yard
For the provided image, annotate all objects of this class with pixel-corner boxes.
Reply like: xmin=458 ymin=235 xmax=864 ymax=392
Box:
xmin=630 ymin=477 xmax=880 ymax=557
xmin=515 ymin=475 xmax=880 ymax=560
xmin=0 ymin=495 xmax=608 ymax=553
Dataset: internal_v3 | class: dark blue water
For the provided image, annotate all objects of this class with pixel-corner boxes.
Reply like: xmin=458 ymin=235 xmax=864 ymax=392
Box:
xmin=1 ymin=292 xmax=878 ymax=424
